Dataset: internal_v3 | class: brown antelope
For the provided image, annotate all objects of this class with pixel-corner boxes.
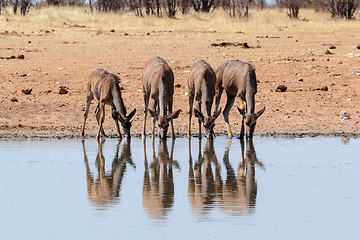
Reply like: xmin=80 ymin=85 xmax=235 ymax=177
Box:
xmin=188 ymin=60 xmax=222 ymax=139
xmin=81 ymin=68 xmax=136 ymax=140
xmin=214 ymin=60 xmax=265 ymax=139
xmin=142 ymin=56 xmax=181 ymax=140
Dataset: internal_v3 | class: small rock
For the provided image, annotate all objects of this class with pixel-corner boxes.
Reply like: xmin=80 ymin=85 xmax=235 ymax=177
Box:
xmin=325 ymin=50 xmax=333 ymax=55
xmin=276 ymin=85 xmax=287 ymax=92
xmin=340 ymin=111 xmax=350 ymax=121
xmin=59 ymin=86 xmax=68 ymax=94
xmin=10 ymin=97 xmax=18 ymax=102
xmin=320 ymin=86 xmax=328 ymax=91
xmin=110 ymin=29 xmax=115 ymax=32
xmin=329 ymin=45 xmax=336 ymax=49
xmin=58 ymin=67 xmax=64 ymax=71
xmin=17 ymin=55 xmax=25 ymax=59
xmin=175 ymin=84 xmax=181 ymax=88
xmin=22 ymin=88 xmax=32 ymax=95
xmin=185 ymin=92 xmax=189 ymax=96
xmin=137 ymin=89 xmax=143 ymax=92
xmin=356 ymin=44 xmax=360 ymax=50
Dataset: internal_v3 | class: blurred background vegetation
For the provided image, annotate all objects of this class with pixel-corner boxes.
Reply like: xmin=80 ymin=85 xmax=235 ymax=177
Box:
xmin=0 ymin=0 xmax=359 ymax=20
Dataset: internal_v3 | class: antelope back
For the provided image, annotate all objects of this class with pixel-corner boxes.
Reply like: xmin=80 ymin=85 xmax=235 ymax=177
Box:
xmin=89 ymin=68 xmax=120 ymax=100
xmin=143 ymin=56 xmax=174 ymax=99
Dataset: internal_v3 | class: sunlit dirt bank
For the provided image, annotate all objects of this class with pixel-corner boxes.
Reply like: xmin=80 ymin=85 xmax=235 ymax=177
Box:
xmin=0 ymin=7 xmax=359 ymax=138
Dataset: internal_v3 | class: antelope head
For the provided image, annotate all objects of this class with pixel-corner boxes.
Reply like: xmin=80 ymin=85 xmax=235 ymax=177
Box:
xmin=237 ymin=106 xmax=265 ymax=139
xmin=194 ymin=108 xmax=222 ymax=139
xmin=112 ymin=109 xmax=136 ymax=138
xmin=148 ymin=109 xmax=181 ymax=140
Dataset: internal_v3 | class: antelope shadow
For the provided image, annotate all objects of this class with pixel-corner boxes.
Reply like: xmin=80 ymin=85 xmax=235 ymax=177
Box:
xmin=82 ymin=139 xmax=135 ymax=209
xmin=188 ymin=138 xmax=263 ymax=216
xmin=142 ymin=139 xmax=180 ymax=219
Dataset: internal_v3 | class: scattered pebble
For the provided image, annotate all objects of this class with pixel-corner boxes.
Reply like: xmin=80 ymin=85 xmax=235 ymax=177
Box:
xmin=22 ymin=89 xmax=32 ymax=95
xmin=276 ymin=85 xmax=287 ymax=92
xmin=340 ymin=111 xmax=350 ymax=121
xmin=325 ymin=50 xmax=333 ymax=55
xmin=137 ymin=89 xmax=143 ymax=92
xmin=329 ymin=45 xmax=336 ymax=49
xmin=59 ymin=86 xmax=68 ymax=94
xmin=58 ymin=67 xmax=64 ymax=71
xmin=10 ymin=97 xmax=18 ymax=102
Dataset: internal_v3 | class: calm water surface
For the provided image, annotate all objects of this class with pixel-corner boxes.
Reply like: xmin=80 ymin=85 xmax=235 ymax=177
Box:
xmin=0 ymin=137 xmax=359 ymax=239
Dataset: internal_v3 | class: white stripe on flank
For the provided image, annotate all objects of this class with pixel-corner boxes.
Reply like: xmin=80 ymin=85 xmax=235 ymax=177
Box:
xmin=93 ymin=69 xmax=106 ymax=92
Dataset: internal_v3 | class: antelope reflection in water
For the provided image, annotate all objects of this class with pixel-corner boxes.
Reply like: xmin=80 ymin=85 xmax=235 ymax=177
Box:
xmin=142 ymin=139 xmax=180 ymax=219
xmin=82 ymin=139 xmax=135 ymax=209
xmin=188 ymin=139 xmax=263 ymax=216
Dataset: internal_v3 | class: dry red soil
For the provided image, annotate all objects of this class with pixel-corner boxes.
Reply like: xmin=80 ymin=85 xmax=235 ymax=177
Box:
xmin=0 ymin=26 xmax=359 ymax=138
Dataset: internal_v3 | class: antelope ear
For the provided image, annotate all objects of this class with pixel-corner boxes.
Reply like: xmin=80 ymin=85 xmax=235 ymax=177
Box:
xmin=127 ymin=109 xmax=136 ymax=120
xmin=148 ymin=109 xmax=158 ymax=121
xmin=193 ymin=108 xmax=204 ymax=122
xmin=168 ymin=109 xmax=181 ymax=120
xmin=212 ymin=107 xmax=222 ymax=120
xmin=255 ymin=106 xmax=266 ymax=119
xmin=237 ymin=107 xmax=246 ymax=117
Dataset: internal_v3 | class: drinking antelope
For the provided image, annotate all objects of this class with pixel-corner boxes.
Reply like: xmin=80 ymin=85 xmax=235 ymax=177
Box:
xmin=142 ymin=56 xmax=181 ymax=140
xmin=188 ymin=60 xmax=221 ymax=139
xmin=81 ymin=68 xmax=136 ymax=140
xmin=214 ymin=60 xmax=265 ymax=139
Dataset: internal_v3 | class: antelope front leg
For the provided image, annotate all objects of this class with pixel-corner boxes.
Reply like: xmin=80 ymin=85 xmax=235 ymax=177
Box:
xmin=223 ymin=93 xmax=235 ymax=139
xmin=168 ymin=99 xmax=175 ymax=140
xmin=96 ymin=102 xmax=106 ymax=140
xmin=188 ymin=92 xmax=194 ymax=138
xmin=114 ymin=119 xmax=122 ymax=139
xmin=214 ymin=87 xmax=223 ymax=114
xmin=81 ymin=93 xmax=93 ymax=137
xmin=142 ymin=93 xmax=150 ymax=139
xmin=95 ymin=103 xmax=106 ymax=137
xmin=194 ymin=101 xmax=202 ymax=139
xmin=236 ymin=97 xmax=246 ymax=139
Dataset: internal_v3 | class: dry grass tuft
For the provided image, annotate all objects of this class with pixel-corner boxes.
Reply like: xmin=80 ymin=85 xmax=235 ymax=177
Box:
xmin=0 ymin=6 xmax=359 ymax=33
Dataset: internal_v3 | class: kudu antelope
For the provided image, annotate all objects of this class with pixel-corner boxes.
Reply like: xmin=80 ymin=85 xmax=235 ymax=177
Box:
xmin=214 ymin=60 xmax=265 ymax=139
xmin=142 ymin=56 xmax=181 ymax=140
xmin=188 ymin=60 xmax=222 ymax=139
xmin=81 ymin=68 xmax=136 ymax=140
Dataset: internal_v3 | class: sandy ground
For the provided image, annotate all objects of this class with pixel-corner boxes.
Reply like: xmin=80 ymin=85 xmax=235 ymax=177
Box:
xmin=0 ymin=25 xmax=359 ymax=139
